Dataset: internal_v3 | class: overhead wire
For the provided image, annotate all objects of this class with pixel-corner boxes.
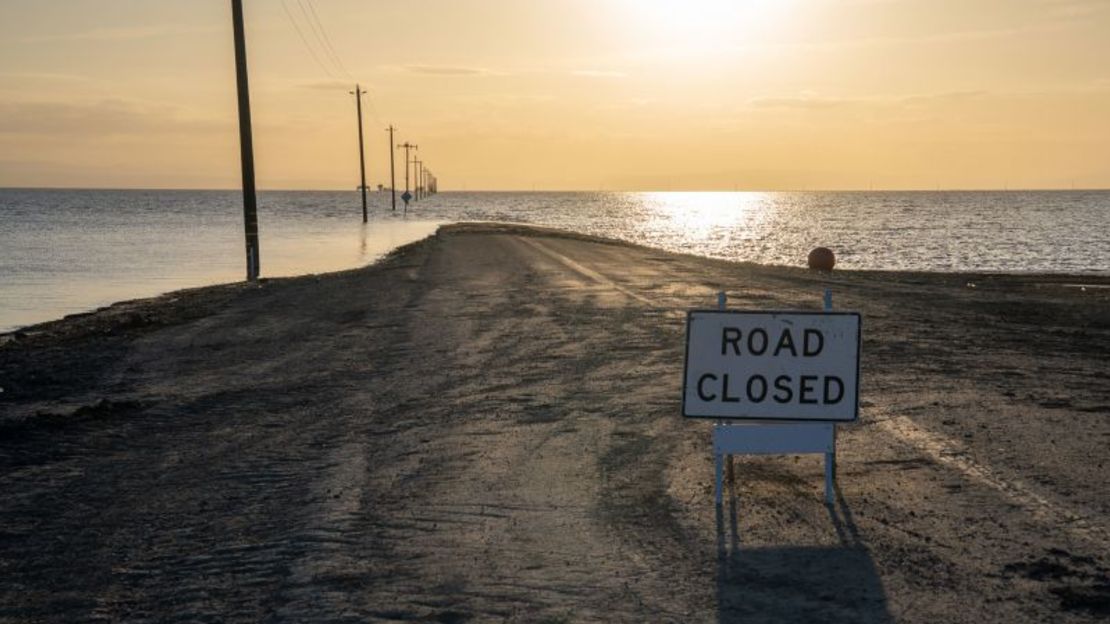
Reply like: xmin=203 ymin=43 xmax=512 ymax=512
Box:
xmin=362 ymin=86 xmax=386 ymax=126
xmin=279 ymin=1 xmax=402 ymax=194
xmin=280 ymin=0 xmax=337 ymax=79
xmin=304 ymin=0 xmax=353 ymax=80
xmin=295 ymin=0 xmax=349 ymax=80
xmin=283 ymin=0 xmax=395 ymax=166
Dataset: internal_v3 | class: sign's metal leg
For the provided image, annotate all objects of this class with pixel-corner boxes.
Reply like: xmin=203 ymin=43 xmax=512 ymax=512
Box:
xmin=824 ymin=451 xmax=835 ymax=504
xmin=824 ymin=291 xmax=836 ymax=505
xmin=824 ymin=425 xmax=837 ymax=504
xmin=715 ymin=448 xmax=724 ymax=505
xmin=717 ymin=292 xmax=730 ymax=496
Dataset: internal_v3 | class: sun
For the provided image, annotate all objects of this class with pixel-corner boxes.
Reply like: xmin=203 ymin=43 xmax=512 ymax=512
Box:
xmin=617 ymin=0 xmax=790 ymax=40
xmin=615 ymin=0 xmax=791 ymax=55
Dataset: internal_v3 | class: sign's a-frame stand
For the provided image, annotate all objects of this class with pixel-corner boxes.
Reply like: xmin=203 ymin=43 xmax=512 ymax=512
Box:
xmin=712 ymin=290 xmax=839 ymax=505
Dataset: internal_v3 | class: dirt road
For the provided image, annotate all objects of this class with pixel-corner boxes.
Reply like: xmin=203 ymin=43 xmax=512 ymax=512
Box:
xmin=2 ymin=224 xmax=1108 ymax=622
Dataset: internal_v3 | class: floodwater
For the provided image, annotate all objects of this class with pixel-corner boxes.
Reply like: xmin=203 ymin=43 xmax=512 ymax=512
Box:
xmin=1 ymin=188 xmax=1107 ymax=331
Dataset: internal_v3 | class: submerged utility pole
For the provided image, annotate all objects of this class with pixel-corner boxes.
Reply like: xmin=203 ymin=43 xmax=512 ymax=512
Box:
xmin=398 ymin=142 xmax=417 ymax=197
xmin=386 ymin=125 xmax=397 ymax=211
xmin=351 ymin=84 xmax=368 ymax=223
xmin=231 ymin=0 xmax=260 ymax=281
xmin=414 ymin=160 xmax=422 ymax=200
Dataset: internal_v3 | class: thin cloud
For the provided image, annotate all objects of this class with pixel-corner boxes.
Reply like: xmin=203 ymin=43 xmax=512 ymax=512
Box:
xmin=790 ymin=25 xmax=1040 ymax=52
xmin=300 ymin=80 xmax=354 ymax=91
xmin=747 ymin=90 xmax=995 ymax=112
xmin=570 ymin=70 xmax=627 ymax=78
xmin=0 ymin=72 xmax=94 ymax=84
xmin=1038 ymin=0 xmax=1109 ymax=19
xmin=749 ymin=95 xmax=854 ymax=109
xmin=400 ymin=65 xmax=497 ymax=76
xmin=17 ymin=24 xmax=220 ymax=44
xmin=742 ymin=88 xmax=1109 ymax=117
xmin=0 ymin=99 xmax=227 ymax=137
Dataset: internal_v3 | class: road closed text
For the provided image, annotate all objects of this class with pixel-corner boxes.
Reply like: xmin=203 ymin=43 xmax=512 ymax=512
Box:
xmin=683 ymin=311 xmax=861 ymax=421
xmin=695 ymin=372 xmax=845 ymax=405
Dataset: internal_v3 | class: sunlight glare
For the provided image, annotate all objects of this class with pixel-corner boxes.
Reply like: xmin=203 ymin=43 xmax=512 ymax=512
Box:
xmin=617 ymin=0 xmax=792 ymax=55
xmin=640 ymin=192 xmax=772 ymax=257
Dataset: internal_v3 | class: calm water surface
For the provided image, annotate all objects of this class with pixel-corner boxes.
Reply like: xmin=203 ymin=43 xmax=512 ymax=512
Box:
xmin=1 ymin=189 xmax=1107 ymax=331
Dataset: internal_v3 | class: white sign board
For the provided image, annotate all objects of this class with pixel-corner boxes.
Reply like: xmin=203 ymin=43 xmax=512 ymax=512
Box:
xmin=683 ymin=310 xmax=861 ymax=422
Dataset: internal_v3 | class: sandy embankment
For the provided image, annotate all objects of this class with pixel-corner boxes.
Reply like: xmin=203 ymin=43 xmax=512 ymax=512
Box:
xmin=1 ymin=223 xmax=1109 ymax=622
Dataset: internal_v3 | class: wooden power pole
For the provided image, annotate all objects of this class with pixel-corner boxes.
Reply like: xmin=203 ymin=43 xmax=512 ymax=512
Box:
xmin=386 ymin=125 xmax=397 ymax=211
xmin=351 ymin=84 xmax=368 ymax=223
xmin=231 ymin=0 xmax=260 ymax=281
xmin=398 ymin=142 xmax=417 ymax=198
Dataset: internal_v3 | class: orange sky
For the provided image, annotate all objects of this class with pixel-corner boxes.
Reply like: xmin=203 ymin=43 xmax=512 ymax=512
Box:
xmin=1 ymin=0 xmax=1108 ymax=190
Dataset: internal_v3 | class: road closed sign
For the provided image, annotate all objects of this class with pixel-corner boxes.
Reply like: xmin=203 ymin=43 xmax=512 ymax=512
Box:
xmin=683 ymin=310 xmax=861 ymax=421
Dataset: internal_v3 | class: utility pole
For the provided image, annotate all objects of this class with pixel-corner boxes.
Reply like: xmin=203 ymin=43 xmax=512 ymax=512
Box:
xmin=415 ymin=160 xmax=423 ymax=200
xmin=351 ymin=84 xmax=368 ymax=223
xmin=398 ymin=142 xmax=417 ymax=196
xmin=231 ymin=0 xmax=260 ymax=281
xmin=386 ymin=125 xmax=397 ymax=211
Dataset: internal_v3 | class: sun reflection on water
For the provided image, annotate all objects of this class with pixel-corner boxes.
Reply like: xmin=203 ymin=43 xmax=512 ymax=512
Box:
xmin=633 ymin=191 xmax=772 ymax=255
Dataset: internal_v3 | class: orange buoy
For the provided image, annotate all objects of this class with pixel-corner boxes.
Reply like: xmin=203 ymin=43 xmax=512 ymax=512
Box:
xmin=808 ymin=247 xmax=836 ymax=271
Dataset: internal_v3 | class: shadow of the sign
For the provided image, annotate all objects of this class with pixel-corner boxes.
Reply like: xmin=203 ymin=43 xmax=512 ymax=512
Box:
xmin=715 ymin=489 xmax=893 ymax=623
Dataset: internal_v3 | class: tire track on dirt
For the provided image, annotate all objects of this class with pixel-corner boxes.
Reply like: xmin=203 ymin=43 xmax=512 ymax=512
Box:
xmin=514 ymin=236 xmax=658 ymax=307
xmin=514 ymin=234 xmax=1110 ymax=553
xmin=874 ymin=413 xmax=1110 ymax=549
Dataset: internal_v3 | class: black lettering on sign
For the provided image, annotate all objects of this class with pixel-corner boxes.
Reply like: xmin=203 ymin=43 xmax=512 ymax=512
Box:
xmin=722 ymin=374 xmax=741 ymax=403
xmin=773 ymin=329 xmax=797 ymax=357
xmin=748 ymin=328 xmax=768 ymax=355
xmin=799 ymin=375 xmax=818 ymax=404
xmin=746 ymin=375 xmax=767 ymax=403
xmin=824 ymin=376 xmax=844 ymax=404
xmin=803 ymin=329 xmax=824 ymax=357
xmin=697 ymin=373 xmax=718 ymax=401
xmin=721 ymin=327 xmax=742 ymax=355
xmin=773 ymin=375 xmax=793 ymax=403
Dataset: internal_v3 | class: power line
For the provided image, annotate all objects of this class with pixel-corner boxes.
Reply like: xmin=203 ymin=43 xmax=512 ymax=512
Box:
xmin=362 ymin=87 xmax=385 ymax=126
xmin=295 ymin=0 xmax=337 ymax=74
xmin=304 ymin=0 xmax=352 ymax=79
xmin=296 ymin=0 xmax=347 ymax=79
xmin=280 ymin=0 xmax=336 ymax=79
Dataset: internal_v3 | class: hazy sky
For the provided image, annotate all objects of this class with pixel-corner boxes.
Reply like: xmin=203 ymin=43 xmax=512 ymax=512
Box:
xmin=1 ymin=0 xmax=1107 ymax=190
